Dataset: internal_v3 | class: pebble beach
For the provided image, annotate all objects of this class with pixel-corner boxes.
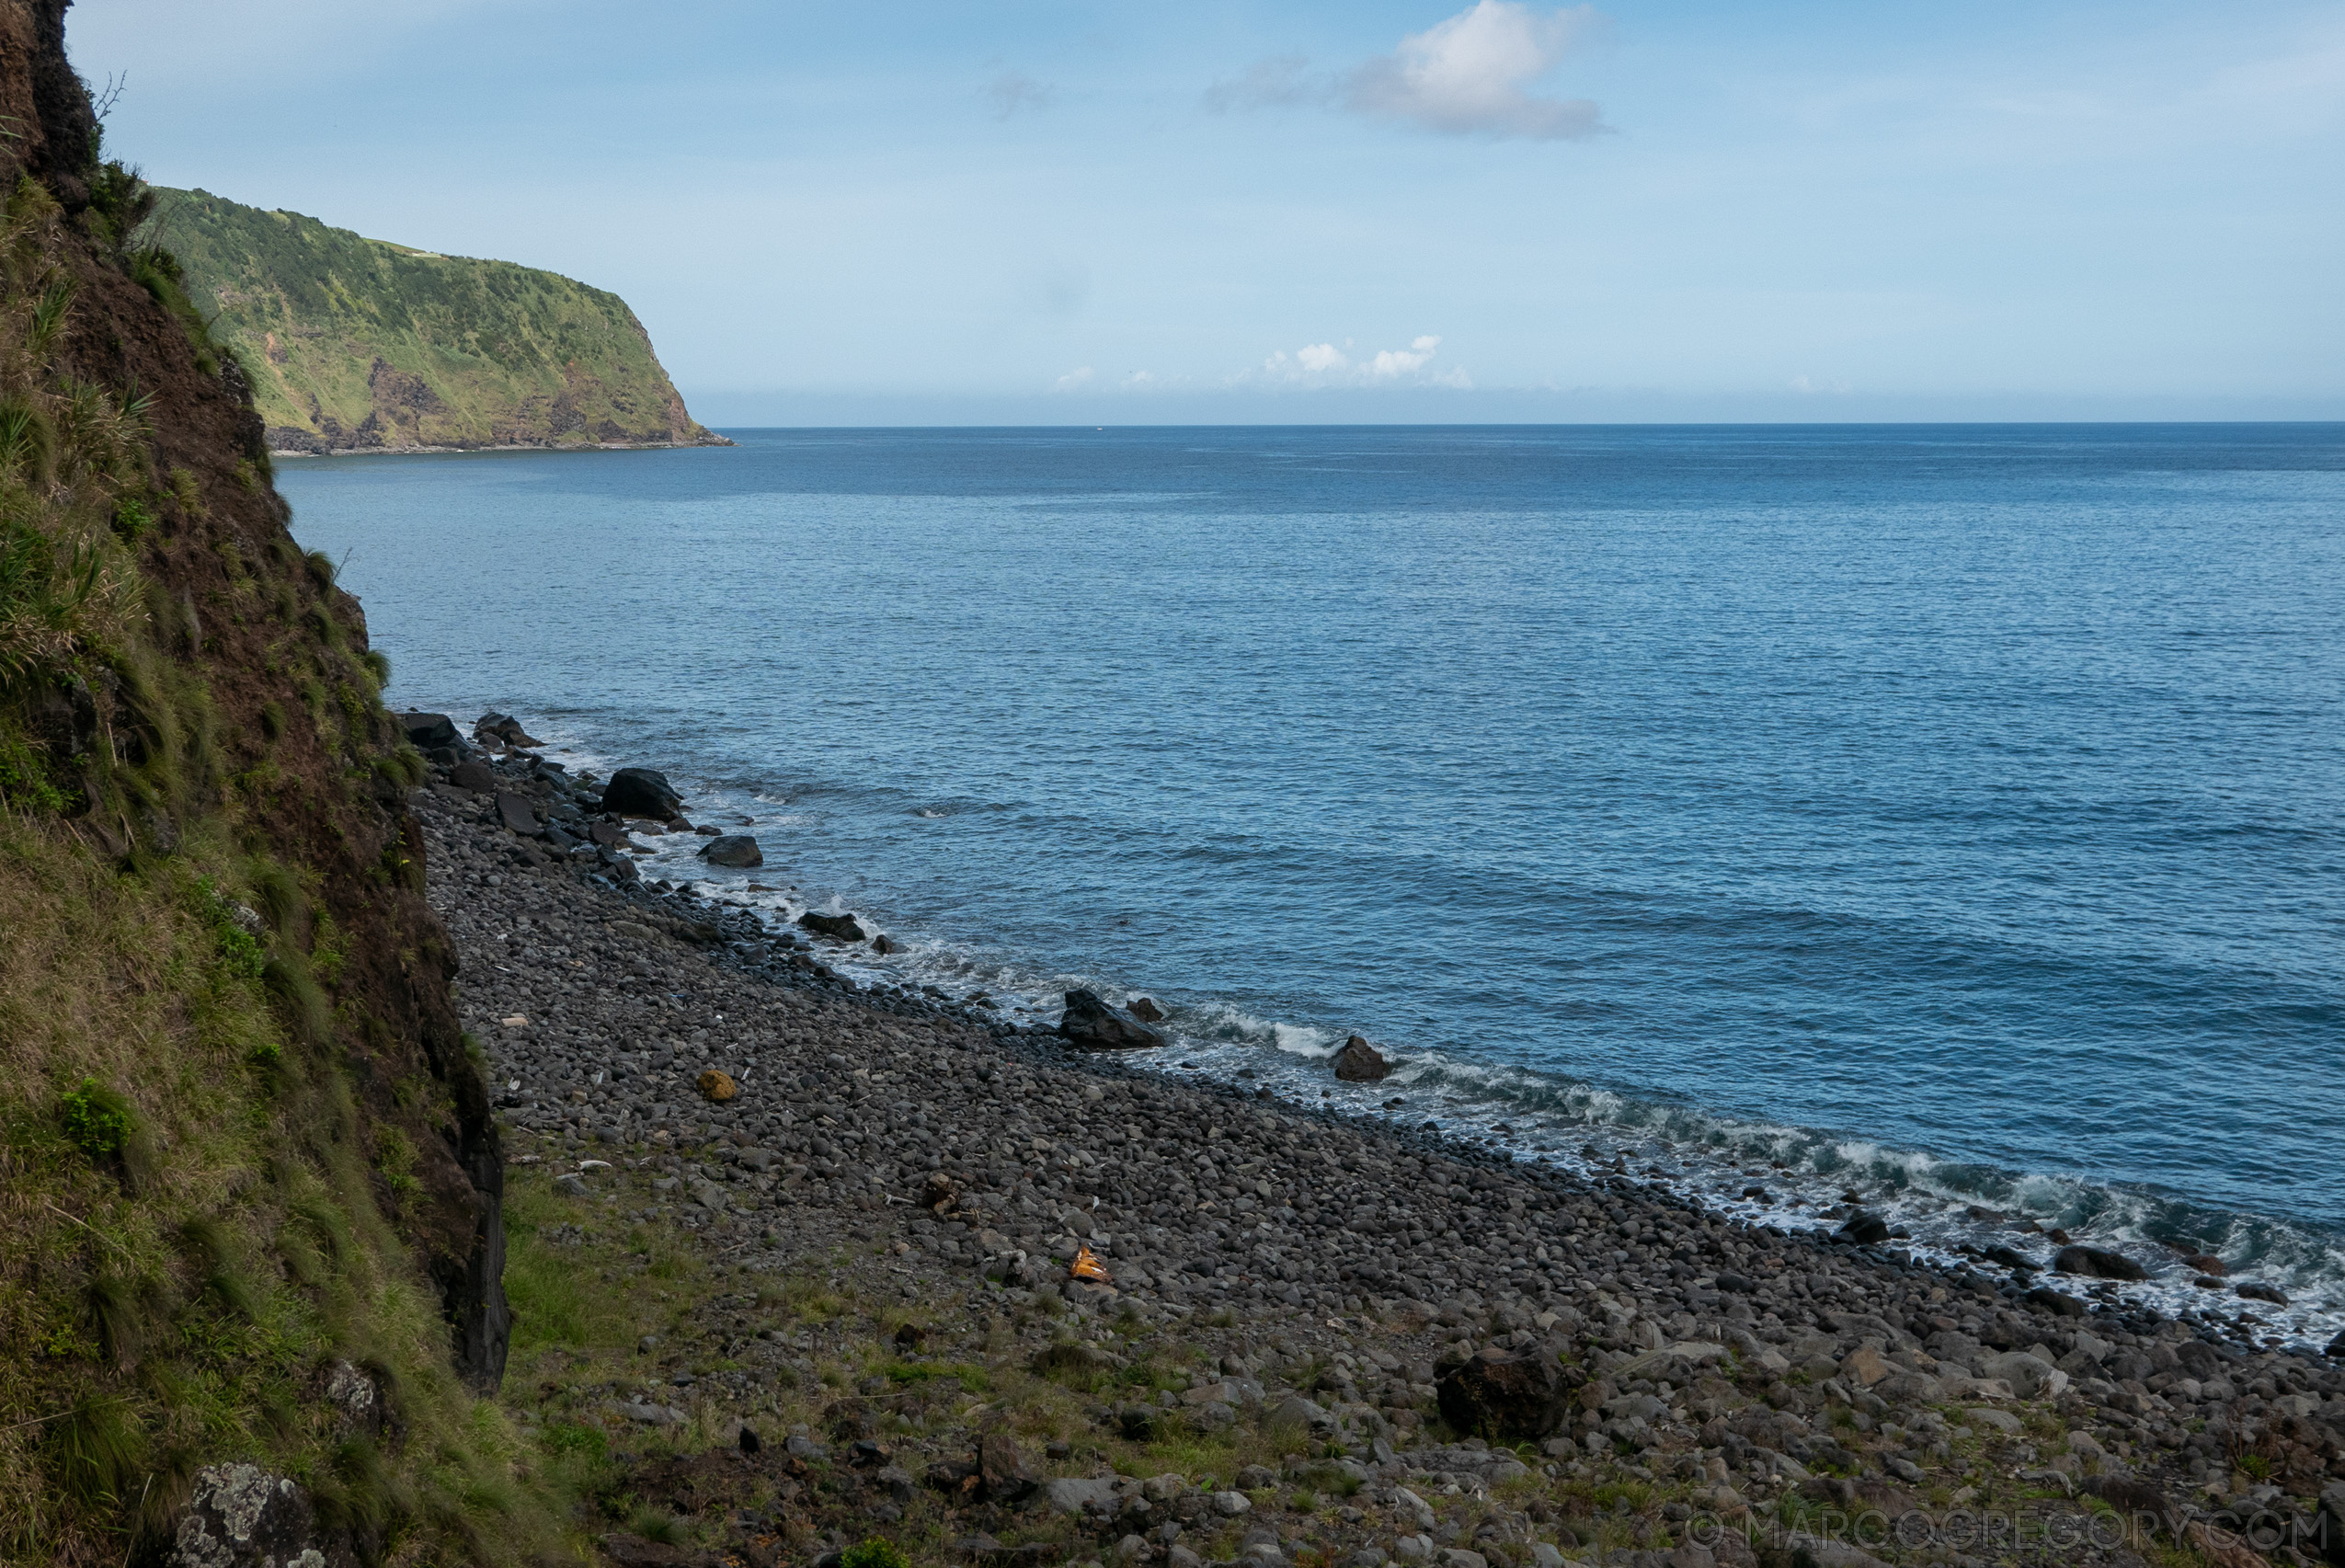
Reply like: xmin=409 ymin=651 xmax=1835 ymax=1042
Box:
xmin=406 ymin=716 xmax=2345 ymax=1568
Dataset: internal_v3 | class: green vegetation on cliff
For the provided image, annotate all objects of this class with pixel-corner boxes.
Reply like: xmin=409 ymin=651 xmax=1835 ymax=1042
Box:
xmin=149 ymin=187 xmax=723 ymax=453
xmin=0 ymin=11 xmax=562 ymax=1553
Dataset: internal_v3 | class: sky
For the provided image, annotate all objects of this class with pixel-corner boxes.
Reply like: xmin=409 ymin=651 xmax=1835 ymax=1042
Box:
xmin=69 ymin=0 xmax=2345 ymax=424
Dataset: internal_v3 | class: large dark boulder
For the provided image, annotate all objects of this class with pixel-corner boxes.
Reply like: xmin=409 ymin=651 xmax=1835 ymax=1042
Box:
xmin=699 ymin=834 xmax=763 ymax=868
xmin=2024 ymin=1286 xmax=2087 ymax=1318
xmin=396 ymin=711 xmax=459 ymax=750
xmin=495 ymin=791 xmax=540 ymax=836
xmin=2053 ymin=1245 xmax=2148 ymax=1281
xmin=1333 ymin=1035 xmax=1391 ymax=1081
xmin=799 ymin=911 xmax=866 ymax=942
xmin=1058 ymin=989 xmax=1165 ymax=1050
xmin=1836 ymin=1212 xmax=1891 ymax=1246
xmin=1435 ymin=1346 xmax=1570 ymax=1442
xmin=448 ymin=759 xmax=498 ymax=794
xmin=602 ymin=767 xmax=682 ymax=819
xmin=2174 ymin=1337 xmax=2240 ymax=1379
xmin=474 ymin=711 xmax=543 ymax=748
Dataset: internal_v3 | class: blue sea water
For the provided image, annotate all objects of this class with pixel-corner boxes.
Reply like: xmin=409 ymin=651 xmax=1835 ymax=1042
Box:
xmin=280 ymin=424 xmax=2345 ymax=1341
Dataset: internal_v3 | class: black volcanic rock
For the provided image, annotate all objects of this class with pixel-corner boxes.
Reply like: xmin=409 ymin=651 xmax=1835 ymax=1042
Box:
xmin=397 ymin=711 xmax=460 ymax=750
xmin=2053 ymin=1244 xmax=2147 ymax=1281
xmin=603 ymin=767 xmax=682 ymax=819
xmin=1058 ymin=990 xmax=1164 ymax=1050
xmin=700 ymin=834 xmax=763 ymax=868
xmin=1333 ymin=1035 xmax=1391 ymax=1082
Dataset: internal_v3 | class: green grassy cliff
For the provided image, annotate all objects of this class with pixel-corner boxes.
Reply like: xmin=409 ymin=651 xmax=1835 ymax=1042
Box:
xmin=0 ymin=5 xmax=551 ymax=1554
xmin=149 ymin=187 xmax=725 ymax=454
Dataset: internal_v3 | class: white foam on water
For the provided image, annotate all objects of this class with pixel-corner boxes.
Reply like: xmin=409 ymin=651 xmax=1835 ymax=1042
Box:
xmin=1272 ymin=1022 xmax=1339 ymax=1058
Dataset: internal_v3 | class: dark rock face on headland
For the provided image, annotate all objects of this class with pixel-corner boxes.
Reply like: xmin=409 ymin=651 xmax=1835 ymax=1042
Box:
xmin=414 ymin=725 xmax=2345 ymax=1568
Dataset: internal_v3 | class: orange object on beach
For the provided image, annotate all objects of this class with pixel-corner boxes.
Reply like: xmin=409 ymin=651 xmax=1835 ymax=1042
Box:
xmin=1070 ymin=1245 xmax=1112 ymax=1282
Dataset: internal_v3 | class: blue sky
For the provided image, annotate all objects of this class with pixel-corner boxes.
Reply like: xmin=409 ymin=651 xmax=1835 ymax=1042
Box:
xmin=74 ymin=0 xmax=2345 ymax=422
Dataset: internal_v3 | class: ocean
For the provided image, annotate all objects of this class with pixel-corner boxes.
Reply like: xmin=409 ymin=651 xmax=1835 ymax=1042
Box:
xmin=279 ymin=423 xmax=2345 ymax=1345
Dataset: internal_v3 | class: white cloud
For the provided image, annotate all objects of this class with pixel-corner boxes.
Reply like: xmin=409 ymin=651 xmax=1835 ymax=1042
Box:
xmin=1250 ymin=334 xmax=1470 ymax=388
xmin=1369 ymin=334 xmax=1445 ymax=376
xmin=1344 ymin=1 xmax=1607 ymax=141
xmin=1787 ymin=374 xmax=1851 ymax=395
xmin=1056 ymin=366 xmax=1094 ymax=390
xmin=986 ymin=71 xmax=1055 ymax=120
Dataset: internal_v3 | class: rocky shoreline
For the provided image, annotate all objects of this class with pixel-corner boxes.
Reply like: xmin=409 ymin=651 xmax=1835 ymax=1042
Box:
xmin=405 ymin=712 xmax=2345 ymax=1568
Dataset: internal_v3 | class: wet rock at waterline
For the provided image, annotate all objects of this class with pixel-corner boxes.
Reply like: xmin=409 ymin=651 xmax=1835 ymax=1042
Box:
xmin=799 ymin=911 xmax=867 ymax=943
xmin=1333 ymin=1035 xmax=1392 ymax=1082
xmin=602 ymin=766 xmax=684 ymax=819
xmin=1835 ymin=1212 xmax=1891 ymax=1246
xmin=2054 ymin=1244 xmax=2149 ymax=1282
xmin=1058 ymin=988 xmax=1166 ymax=1050
xmin=699 ymin=834 xmax=764 ymax=868
xmin=475 ymin=711 xmax=544 ymax=748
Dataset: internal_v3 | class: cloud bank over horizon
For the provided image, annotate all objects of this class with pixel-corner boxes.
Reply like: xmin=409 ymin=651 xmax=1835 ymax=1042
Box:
xmin=1253 ymin=335 xmax=1471 ymax=387
xmin=1053 ymin=334 xmax=1471 ymax=398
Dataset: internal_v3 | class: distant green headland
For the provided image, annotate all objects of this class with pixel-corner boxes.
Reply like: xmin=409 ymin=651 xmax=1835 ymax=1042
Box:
xmin=151 ymin=187 xmax=727 ymax=454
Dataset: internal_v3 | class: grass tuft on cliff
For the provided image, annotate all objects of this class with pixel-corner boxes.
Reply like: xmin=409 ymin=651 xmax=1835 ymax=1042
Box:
xmin=146 ymin=186 xmax=722 ymax=454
